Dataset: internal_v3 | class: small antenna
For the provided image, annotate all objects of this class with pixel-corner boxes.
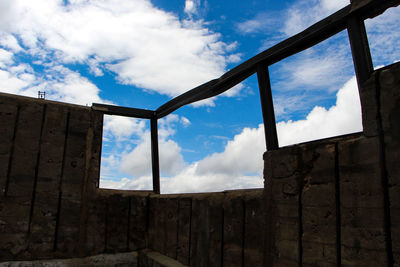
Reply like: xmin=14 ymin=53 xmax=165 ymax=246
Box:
xmin=38 ymin=91 xmax=46 ymax=99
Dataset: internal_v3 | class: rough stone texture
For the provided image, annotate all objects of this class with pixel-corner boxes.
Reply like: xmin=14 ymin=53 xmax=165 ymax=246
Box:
xmin=243 ymin=190 xmax=265 ymax=266
xmin=0 ymin=94 xmax=151 ymax=262
xmin=266 ymin=146 xmax=300 ymax=266
xmin=28 ymin=104 xmax=68 ymax=258
xmin=176 ymin=198 xmax=191 ymax=265
xmin=339 ymin=136 xmax=386 ymax=266
xmin=301 ymin=143 xmax=337 ymax=267
xmin=379 ymin=63 xmax=400 ymax=266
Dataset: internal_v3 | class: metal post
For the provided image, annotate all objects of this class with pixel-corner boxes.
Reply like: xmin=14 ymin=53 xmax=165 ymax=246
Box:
xmin=256 ymin=63 xmax=279 ymax=150
xmin=150 ymin=117 xmax=160 ymax=194
xmin=347 ymin=16 xmax=374 ymax=87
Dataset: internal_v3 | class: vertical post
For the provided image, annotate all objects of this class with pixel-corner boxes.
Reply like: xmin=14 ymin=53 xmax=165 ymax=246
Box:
xmin=151 ymin=117 xmax=160 ymax=194
xmin=347 ymin=16 xmax=374 ymax=87
xmin=256 ymin=63 xmax=279 ymax=151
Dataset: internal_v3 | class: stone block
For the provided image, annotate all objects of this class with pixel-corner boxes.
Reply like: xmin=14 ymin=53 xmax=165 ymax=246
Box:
xmin=55 ymin=198 xmax=81 ymax=257
xmin=106 ymin=194 xmax=129 ymax=253
xmin=189 ymin=194 xmax=224 ymax=267
xmin=129 ymin=195 xmax=148 ymax=251
xmin=302 ymin=183 xmax=335 ymax=207
xmin=268 ymin=146 xmax=299 ymax=179
xmin=271 ymin=177 xmax=299 ymax=204
xmin=302 ymin=241 xmax=336 ymax=266
xmin=0 ymin=102 xmax=17 ymax=194
xmin=274 ymin=239 xmax=299 ymax=262
xmin=6 ymin=102 xmax=44 ymax=198
xmin=244 ymin=196 xmax=265 ymax=266
xmin=176 ymin=198 xmax=191 ymax=265
xmin=85 ymin=195 xmax=107 ymax=255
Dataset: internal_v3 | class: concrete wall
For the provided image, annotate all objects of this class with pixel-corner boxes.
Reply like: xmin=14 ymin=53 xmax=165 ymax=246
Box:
xmin=0 ymin=94 xmax=150 ymax=261
xmin=265 ymin=62 xmax=400 ymax=266
xmin=0 ymin=62 xmax=399 ymax=266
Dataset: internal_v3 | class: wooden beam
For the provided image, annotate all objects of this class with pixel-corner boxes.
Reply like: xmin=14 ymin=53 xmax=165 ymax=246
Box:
xmin=92 ymin=103 xmax=154 ymax=119
xmin=151 ymin=118 xmax=160 ymax=194
xmin=347 ymin=16 xmax=374 ymax=87
xmin=257 ymin=64 xmax=279 ymax=151
xmin=156 ymin=79 xmax=218 ymax=118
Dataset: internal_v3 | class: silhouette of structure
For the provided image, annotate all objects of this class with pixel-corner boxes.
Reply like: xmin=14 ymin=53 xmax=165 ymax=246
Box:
xmin=0 ymin=0 xmax=400 ymax=266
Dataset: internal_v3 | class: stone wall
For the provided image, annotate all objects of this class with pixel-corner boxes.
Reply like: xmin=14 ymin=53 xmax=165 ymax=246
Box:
xmin=0 ymin=93 xmax=150 ymax=261
xmin=0 ymin=62 xmax=400 ymax=266
xmin=265 ymin=62 xmax=400 ymax=266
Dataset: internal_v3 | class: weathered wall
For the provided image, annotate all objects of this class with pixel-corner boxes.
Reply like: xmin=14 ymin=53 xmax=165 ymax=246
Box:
xmin=147 ymin=190 xmax=266 ymax=267
xmin=0 ymin=62 xmax=399 ymax=266
xmin=265 ymin=62 xmax=400 ymax=266
xmin=0 ymin=94 xmax=150 ymax=261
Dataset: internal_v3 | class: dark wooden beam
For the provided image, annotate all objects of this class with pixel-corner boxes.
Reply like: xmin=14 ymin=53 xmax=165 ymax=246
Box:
xmin=347 ymin=16 xmax=374 ymax=87
xmin=257 ymin=64 xmax=279 ymax=151
xmin=92 ymin=103 xmax=154 ymax=119
xmin=156 ymin=79 xmax=218 ymax=118
xmin=151 ymin=118 xmax=160 ymax=194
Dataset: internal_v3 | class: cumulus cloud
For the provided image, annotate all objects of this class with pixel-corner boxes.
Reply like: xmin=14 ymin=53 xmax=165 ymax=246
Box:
xmin=277 ymin=76 xmax=362 ymax=146
xmin=0 ymin=0 xmax=239 ymax=99
xmin=102 ymin=75 xmax=362 ymax=193
xmin=103 ymin=115 xmax=147 ymax=141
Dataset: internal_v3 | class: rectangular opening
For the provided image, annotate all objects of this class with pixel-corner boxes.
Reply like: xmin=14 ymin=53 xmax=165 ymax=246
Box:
xmin=365 ymin=5 xmax=400 ymax=69
xmin=156 ymin=75 xmax=265 ymax=194
xmin=99 ymin=115 xmax=153 ymax=191
xmin=268 ymin=29 xmax=362 ymax=147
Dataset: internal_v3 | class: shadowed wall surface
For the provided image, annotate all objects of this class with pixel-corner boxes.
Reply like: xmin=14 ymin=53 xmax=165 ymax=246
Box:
xmin=0 ymin=62 xmax=400 ymax=266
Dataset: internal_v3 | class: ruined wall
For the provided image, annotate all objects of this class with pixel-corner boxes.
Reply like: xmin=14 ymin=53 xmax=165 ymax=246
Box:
xmin=0 ymin=94 xmax=150 ymax=261
xmin=265 ymin=62 xmax=400 ymax=266
xmin=0 ymin=61 xmax=400 ymax=267
xmin=146 ymin=190 xmax=266 ymax=267
xmin=0 ymin=93 xmax=267 ymax=265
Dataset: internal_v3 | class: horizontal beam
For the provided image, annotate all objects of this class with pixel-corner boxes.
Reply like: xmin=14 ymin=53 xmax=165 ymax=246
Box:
xmin=92 ymin=103 xmax=155 ymax=119
xmin=156 ymin=0 xmax=399 ymax=118
xmin=156 ymin=79 xmax=219 ymax=118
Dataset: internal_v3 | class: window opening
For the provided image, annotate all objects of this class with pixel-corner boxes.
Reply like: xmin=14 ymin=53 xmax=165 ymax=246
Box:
xmin=99 ymin=115 xmax=153 ymax=191
xmin=365 ymin=5 xmax=400 ymax=69
xmin=268 ymin=30 xmax=362 ymax=147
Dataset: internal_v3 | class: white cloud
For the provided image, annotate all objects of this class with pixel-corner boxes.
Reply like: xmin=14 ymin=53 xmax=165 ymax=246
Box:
xmin=236 ymin=12 xmax=278 ymax=35
xmin=103 ymin=115 xmax=147 ymax=140
xmin=180 ymin=116 xmax=191 ymax=127
xmin=365 ymin=6 xmax=400 ymax=67
xmin=283 ymin=0 xmax=348 ymax=36
xmin=119 ymin=131 xmax=187 ymax=177
xmin=196 ymin=126 xmax=265 ymax=176
xmin=0 ymin=0 xmax=239 ymax=99
xmin=0 ymin=34 xmax=22 ymax=52
xmin=277 ymin=76 xmax=362 ymax=146
xmin=118 ymin=114 xmax=188 ymax=178
xmin=184 ymin=0 xmax=198 ymax=16
xmin=320 ymin=0 xmax=349 ymax=13
xmin=0 ymin=51 xmax=104 ymax=105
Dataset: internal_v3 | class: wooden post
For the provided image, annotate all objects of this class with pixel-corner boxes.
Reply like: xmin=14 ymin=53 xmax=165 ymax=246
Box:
xmin=256 ymin=63 xmax=279 ymax=151
xmin=347 ymin=16 xmax=374 ymax=87
xmin=151 ymin=117 xmax=160 ymax=194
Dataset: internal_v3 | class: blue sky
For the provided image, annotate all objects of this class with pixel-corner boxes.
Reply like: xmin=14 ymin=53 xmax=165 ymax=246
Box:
xmin=0 ymin=0 xmax=399 ymax=193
